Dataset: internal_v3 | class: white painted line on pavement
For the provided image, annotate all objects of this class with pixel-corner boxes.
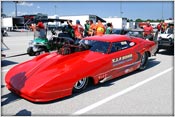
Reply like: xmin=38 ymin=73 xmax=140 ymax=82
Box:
xmin=72 ymin=67 xmax=173 ymax=115
xmin=5 ymin=44 xmax=28 ymax=46
xmin=2 ymin=69 xmax=10 ymax=73
xmin=2 ymin=51 xmax=26 ymax=54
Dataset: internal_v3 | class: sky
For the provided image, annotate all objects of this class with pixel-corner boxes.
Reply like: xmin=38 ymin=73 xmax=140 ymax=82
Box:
xmin=1 ymin=1 xmax=174 ymax=20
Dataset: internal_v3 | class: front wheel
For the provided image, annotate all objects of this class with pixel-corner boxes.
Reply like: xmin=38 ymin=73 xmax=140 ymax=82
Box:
xmin=73 ymin=77 xmax=89 ymax=93
xmin=156 ymin=47 xmax=160 ymax=53
xmin=138 ymin=52 xmax=148 ymax=70
xmin=4 ymin=32 xmax=8 ymax=36
xmin=27 ymin=47 xmax=35 ymax=56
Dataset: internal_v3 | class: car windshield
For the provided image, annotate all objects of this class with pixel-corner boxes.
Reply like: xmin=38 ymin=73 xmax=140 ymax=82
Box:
xmin=112 ymin=29 xmax=121 ymax=34
xmin=112 ymin=29 xmax=129 ymax=35
xmin=79 ymin=39 xmax=110 ymax=54
xmin=126 ymin=31 xmax=143 ymax=38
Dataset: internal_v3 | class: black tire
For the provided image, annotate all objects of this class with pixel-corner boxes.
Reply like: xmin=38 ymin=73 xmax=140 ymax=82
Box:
xmin=156 ymin=47 xmax=160 ymax=53
xmin=73 ymin=77 xmax=89 ymax=93
xmin=43 ymin=47 xmax=49 ymax=52
xmin=27 ymin=47 xmax=35 ymax=56
xmin=4 ymin=32 xmax=8 ymax=36
xmin=35 ymin=47 xmax=48 ymax=56
xmin=139 ymin=52 xmax=148 ymax=70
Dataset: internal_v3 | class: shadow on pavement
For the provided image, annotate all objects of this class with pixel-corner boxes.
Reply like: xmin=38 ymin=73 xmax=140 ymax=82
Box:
xmin=15 ymin=109 xmax=32 ymax=116
xmin=158 ymin=50 xmax=174 ymax=56
xmin=1 ymin=85 xmax=5 ymax=88
xmin=1 ymin=92 xmax=21 ymax=106
xmin=1 ymin=60 xmax=18 ymax=67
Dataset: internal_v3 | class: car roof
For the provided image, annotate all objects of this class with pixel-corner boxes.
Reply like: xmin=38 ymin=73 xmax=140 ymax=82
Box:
xmin=83 ymin=34 xmax=132 ymax=43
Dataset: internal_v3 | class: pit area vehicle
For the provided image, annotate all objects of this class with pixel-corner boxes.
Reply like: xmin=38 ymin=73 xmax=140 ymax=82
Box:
xmin=27 ymin=18 xmax=73 ymax=56
xmin=1 ymin=28 xmax=8 ymax=36
xmin=27 ymin=30 xmax=74 ymax=56
xmin=125 ymin=29 xmax=144 ymax=38
xmin=156 ymin=25 xmax=174 ymax=52
xmin=5 ymin=34 xmax=157 ymax=102
xmin=112 ymin=28 xmax=129 ymax=35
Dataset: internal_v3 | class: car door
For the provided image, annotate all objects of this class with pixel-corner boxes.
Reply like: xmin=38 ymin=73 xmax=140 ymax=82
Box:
xmin=108 ymin=40 xmax=138 ymax=79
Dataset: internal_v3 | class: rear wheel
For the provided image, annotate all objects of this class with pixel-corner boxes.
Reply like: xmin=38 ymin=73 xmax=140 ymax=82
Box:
xmin=73 ymin=77 xmax=89 ymax=93
xmin=35 ymin=47 xmax=49 ymax=56
xmin=139 ymin=52 xmax=148 ymax=70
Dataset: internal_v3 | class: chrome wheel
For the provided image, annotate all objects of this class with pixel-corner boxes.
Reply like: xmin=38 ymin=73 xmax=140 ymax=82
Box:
xmin=73 ymin=77 xmax=88 ymax=93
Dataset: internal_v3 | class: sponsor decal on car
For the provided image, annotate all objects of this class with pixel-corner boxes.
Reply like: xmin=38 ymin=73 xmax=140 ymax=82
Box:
xmin=98 ymin=73 xmax=108 ymax=80
xmin=112 ymin=54 xmax=133 ymax=66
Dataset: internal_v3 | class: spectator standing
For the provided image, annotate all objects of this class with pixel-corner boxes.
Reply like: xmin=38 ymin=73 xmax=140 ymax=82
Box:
xmin=88 ymin=20 xmax=96 ymax=36
xmin=167 ymin=23 xmax=174 ymax=34
xmin=67 ymin=20 xmax=75 ymax=39
xmin=84 ymin=20 xmax=90 ymax=37
xmin=96 ymin=20 xmax=105 ymax=36
xmin=34 ymin=22 xmax=47 ymax=39
xmin=143 ymin=21 xmax=153 ymax=40
xmin=67 ymin=20 xmax=84 ymax=43
xmin=105 ymin=23 xmax=113 ymax=34
xmin=157 ymin=21 xmax=168 ymax=33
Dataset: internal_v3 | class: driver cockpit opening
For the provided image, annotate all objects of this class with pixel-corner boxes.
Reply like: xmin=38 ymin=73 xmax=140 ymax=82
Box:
xmin=58 ymin=43 xmax=90 ymax=55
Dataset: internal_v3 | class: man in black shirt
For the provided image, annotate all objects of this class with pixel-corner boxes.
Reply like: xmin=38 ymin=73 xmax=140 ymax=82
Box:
xmin=167 ymin=24 xmax=174 ymax=34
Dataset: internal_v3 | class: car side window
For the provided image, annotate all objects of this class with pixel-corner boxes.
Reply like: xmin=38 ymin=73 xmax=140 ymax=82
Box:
xmin=110 ymin=41 xmax=134 ymax=53
xmin=110 ymin=42 xmax=121 ymax=53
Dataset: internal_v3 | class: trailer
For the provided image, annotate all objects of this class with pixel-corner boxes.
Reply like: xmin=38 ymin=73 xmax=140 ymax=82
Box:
xmin=2 ymin=17 xmax=25 ymax=31
xmin=103 ymin=17 xmax=127 ymax=29
xmin=48 ymin=15 xmax=60 ymax=30
xmin=164 ymin=19 xmax=174 ymax=24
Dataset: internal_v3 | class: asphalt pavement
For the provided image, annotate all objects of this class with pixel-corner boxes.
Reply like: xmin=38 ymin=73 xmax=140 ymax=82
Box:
xmin=1 ymin=31 xmax=174 ymax=116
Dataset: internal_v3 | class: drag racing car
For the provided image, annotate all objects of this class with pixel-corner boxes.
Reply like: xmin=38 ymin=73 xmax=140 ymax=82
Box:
xmin=5 ymin=34 xmax=157 ymax=102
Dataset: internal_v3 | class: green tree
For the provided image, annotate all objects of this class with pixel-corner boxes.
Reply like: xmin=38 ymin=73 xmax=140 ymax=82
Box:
xmin=135 ymin=18 xmax=143 ymax=22
xmin=1 ymin=13 xmax=7 ymax=17
xmin=127 ymin=19 xmax=133 ymax=22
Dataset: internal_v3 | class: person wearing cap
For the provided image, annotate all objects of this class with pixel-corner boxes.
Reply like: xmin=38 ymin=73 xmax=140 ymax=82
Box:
xmin=34 ymin=22 xmax=47 ymax=39
xmin=67 ymin=20 xmax=84 ymax=43
xmin=143 ymin=21 xmax=153 ymax=40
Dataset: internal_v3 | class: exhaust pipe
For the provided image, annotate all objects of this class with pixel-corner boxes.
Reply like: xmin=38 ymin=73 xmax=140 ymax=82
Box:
xmin=99 ymin=76 xmax=112 ymax=83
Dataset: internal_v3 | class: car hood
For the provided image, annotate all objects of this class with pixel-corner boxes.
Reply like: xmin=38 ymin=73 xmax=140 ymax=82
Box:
xmin=158 ymin=33 xmax=174 ymax=39
xmin=5 ymin=51 xmax=106 ymax=92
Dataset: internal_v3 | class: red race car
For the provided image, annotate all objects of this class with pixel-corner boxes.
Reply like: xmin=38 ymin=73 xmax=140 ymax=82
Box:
xmin=5 ymin=34 xmax=157 ymax=102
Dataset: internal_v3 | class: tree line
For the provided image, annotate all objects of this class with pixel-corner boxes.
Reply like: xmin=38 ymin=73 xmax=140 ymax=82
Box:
xmin=127 ymin=18 xmax=173 ymax=22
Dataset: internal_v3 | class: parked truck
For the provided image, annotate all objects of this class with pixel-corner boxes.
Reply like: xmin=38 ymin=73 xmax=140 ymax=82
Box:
xmin=2 ymin=17 xmax=24 ymax=31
